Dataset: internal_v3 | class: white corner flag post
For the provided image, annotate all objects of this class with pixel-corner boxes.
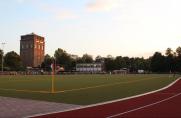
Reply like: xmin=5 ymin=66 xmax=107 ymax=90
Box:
xmin=51 ymin=60 xmax=55 ymax=93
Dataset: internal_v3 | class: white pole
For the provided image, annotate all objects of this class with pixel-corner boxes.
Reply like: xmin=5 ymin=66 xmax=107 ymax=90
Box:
xmin=1 ymin=43 xmax=5 ymax=72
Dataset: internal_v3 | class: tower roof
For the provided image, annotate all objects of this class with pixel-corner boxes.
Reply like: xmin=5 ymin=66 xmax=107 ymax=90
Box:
xmin=21 ymin=33 xmax=44 ymax=39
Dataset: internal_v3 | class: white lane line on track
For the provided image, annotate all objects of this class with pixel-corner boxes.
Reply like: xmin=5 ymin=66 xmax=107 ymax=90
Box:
xmin=107 ymin=92 xmax=181 ymax=118
xmin=159 ymin=92 xmax=177 ymax=95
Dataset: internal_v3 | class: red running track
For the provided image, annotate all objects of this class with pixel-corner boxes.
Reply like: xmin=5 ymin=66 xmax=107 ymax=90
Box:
xmin=32 ymin=79 xmax=181 ymax=118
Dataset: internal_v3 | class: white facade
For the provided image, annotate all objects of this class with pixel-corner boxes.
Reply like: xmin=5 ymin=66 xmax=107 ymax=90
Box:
xmin=138 ymin=70 xmax=144 ymax=74
xmin=76 ymin=63 xmax=103 ymax=72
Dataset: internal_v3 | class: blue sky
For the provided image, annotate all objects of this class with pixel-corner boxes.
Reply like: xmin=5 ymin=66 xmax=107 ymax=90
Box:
xmin=1 ymin=0 xmax=181 ymax=58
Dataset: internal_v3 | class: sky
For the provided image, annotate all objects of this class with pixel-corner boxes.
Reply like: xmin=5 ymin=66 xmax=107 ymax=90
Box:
xmin=0 ymin=0 xmax=181 ymax=58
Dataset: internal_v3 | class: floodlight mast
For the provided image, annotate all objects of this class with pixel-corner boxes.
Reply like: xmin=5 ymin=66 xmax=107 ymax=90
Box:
xmin=1 ymin=43 xmax=6 ymax=73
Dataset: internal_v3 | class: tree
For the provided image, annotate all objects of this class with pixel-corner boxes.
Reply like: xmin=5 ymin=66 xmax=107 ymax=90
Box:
xmin=122 ymin=57 xmax=131 ymax=69
xmin=81 ymin=54 xmax=93 ymax=63
xmin=175 ymin=47 xmax=181 ymax=72
xmin=144 ymin=58 xmax=151 ymax=72
xmin=69 ymin=55 xmax=79 ymax=70
xmin=76 ymin=57 xmax=84 ymax=63
xmin=176 ymin=47 xmax=181 ymax=57
xmin=4 ymin=51 xmax=23 ymax=71
xmin=115 ymin=56 xmax=126 ymax=70
xmin=165 ymin=48 xmax=175 ymax=72
xmin=41 ymin=54 xmax=53 ymax=71
xmin=104 ymin=55 xmax=115 ymax=71
xmin=150 ymin=52 xmax=166 ymax=72
xmin=54 ymin=48 xmax=72 ymax=70
xmin=165 ymin=48 xmax=173 ymax=56
xmin=134 ymin=57 xmax=146 ymax=70
xmin=95 ymin=55 xmax=104 ymax=63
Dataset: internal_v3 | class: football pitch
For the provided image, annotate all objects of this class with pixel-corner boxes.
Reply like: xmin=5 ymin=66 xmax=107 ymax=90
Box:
xmin=0 ymin=74 xmax=178 ymax=105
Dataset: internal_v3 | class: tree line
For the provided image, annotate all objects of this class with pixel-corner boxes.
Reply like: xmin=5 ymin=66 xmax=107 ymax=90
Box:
xmin=0 ymin=47 xmax=181 ymax=73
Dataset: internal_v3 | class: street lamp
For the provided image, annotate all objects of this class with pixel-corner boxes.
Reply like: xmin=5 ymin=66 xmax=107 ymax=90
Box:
xmin=1 ymin=43 xmax=6 ymax=72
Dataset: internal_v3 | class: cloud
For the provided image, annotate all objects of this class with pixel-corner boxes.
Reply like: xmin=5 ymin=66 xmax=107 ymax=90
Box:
xmin=16 ymin=1 xmax=78 ymax=21
xmin=55 ymin=10 xmax=77 ymax=20
xmin=37 ymin=3 xmax=78 ymax=21
xmin=87 ymin=0 xmax=121 ymax=12
xmin=39 ymin=4 xmax=78 ymax=20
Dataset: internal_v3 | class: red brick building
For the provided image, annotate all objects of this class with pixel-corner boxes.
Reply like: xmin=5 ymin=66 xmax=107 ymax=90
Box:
xmin=20 ymin=33 xmax=45 ymax=67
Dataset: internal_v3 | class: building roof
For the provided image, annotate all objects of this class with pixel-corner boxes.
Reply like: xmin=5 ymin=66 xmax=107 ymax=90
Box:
xmin=21 ymin=33 xmax=44 ymax=41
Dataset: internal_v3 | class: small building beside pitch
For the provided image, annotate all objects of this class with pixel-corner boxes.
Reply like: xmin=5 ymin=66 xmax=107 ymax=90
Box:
xmin=76 ymin=63 xmax=104 ymax=72
xmin=112 ymin=68 xmax=129 ymax=74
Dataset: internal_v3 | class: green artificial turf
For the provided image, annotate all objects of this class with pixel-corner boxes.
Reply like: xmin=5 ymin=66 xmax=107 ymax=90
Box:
xmin=0 ymin=74 xmax=178 ymax=105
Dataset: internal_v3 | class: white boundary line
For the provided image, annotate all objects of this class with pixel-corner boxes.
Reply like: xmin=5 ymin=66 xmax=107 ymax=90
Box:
xmin=107 ymin=91 xmax=181 ymax=118
xmin=27 ymin=77 xmax=181 ymax=118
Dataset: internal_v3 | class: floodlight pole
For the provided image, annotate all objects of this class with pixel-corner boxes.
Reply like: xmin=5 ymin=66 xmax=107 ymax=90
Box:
xmin=1 ymin=43 xmax=5 ymax=73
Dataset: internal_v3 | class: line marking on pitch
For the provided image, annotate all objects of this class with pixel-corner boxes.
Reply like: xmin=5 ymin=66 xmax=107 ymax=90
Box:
xmin=55 ymin=77 xmax=164 ymax=93
xmin=0 ymin=88 xmax=51 ymax=94
xmin=0 ymin=77 xmax=168 ymax=94
xmin=0 ymin=78 xmax=49 ymax=84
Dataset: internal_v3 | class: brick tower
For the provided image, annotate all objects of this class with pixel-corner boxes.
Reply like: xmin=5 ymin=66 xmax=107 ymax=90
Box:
xmin=20 ymin=33 xmax=45 ymax=67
